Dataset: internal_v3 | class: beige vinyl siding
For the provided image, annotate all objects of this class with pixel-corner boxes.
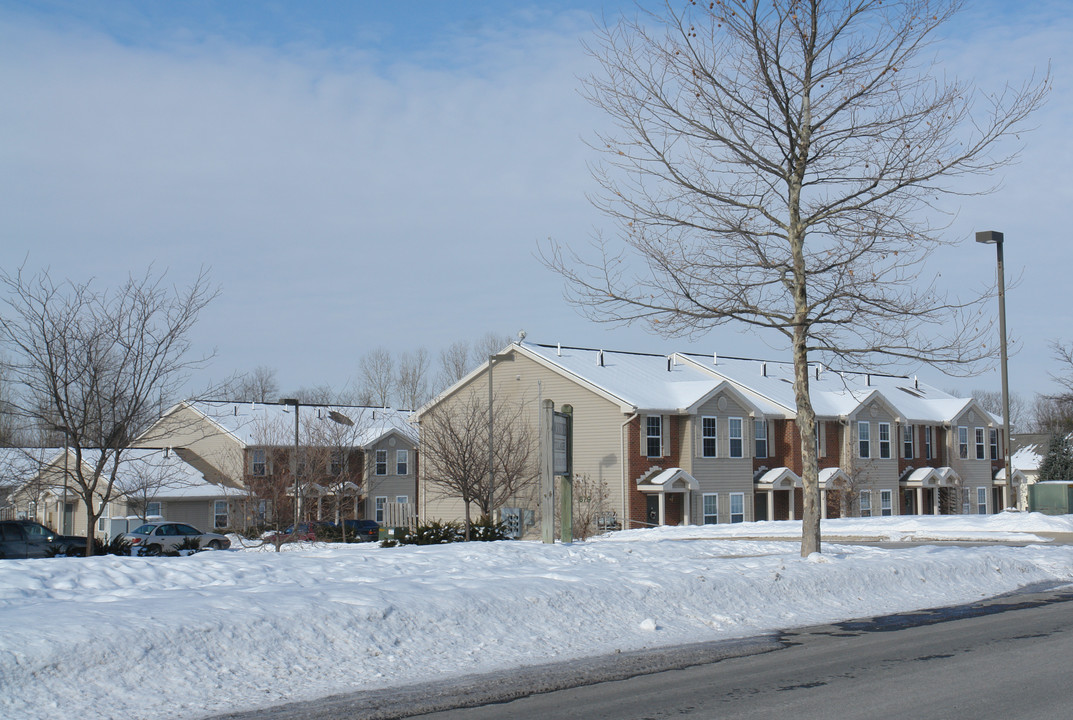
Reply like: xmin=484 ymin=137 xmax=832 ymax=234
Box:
xmin=133 ymin=405 xmax=246 ymax=487
xmin=419 ymin=352 xmax=628 ymax=532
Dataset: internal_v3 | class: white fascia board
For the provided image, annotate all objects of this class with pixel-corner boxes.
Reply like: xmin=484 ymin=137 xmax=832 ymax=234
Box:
xmin=682 ymin=379 xmax=771 ymax=418
xmin=675 ymin=354 xmax=795 ymax=417
xmin=844 ymin=389 xmax=905 ymax=424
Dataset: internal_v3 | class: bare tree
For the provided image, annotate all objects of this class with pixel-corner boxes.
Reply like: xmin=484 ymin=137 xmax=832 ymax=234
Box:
xmin=437 ymin=341 xmax=472 ymax=391
xmin=542 ymin=0 xmax=1047 ymax=555
xmin=396 ymin=348 xmax=431 ymax=411
xmin=969 ymin=388 xmax=1026 ymax=433
xmin=116 ymin=449 xmax=198 ymax=522
xmin=1029 ymin=394 xmax=1073 ymax=435
xmin=236 ymin=366 xmax=280 ymax=403
xmin=420 ymin=390 xmax=537 ymax=540
xmin=358 ymin=348 xmax=395 ymax=407
xmin=0 ymin=267 xmax=217 ymax=555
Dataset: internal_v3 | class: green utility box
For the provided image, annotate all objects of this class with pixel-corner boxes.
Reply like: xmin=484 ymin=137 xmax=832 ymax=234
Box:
xmin=1028 ymin=482 xmax=1073 ymax=515
xmin=378 ymin=527 xmax=405 ymax=542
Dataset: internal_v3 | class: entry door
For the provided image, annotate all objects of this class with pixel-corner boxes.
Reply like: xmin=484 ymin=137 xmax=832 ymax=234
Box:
xmin=63 ymin=503 xmax=75 ymax=535
xmin=646 ymin=495 xmax=659 ymax=526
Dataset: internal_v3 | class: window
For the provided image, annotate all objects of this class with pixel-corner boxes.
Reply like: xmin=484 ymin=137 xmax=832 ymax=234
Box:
xmin=251 ymin=449 xmax=266 ymax=477
xmin=878 ymin=422 xmax=891 ymax=459
xmin=729 ymin=418 xmax=743 ymax=458
xmin=703 ymin=493 xmax=718 ymax=524
xmin=729 ymin=493 xmax=745 ymax=523
xmin=903 ymin=425 xmax=914 ymax=459
xmin=255 ymin=500 xmax=267 ymax=524
xmin=977 ymin=487 xmax=987 ymax=514
xmin=396 ymin=449 xmax=409 ymax=476
xmin=701 ymin=417 xmax=717 ymax=457
xmin=754 ymin=420 xmax=768 ymax=458
xmin=214 ymin=500 xmax=228 ymax=529
xmin=395 ymin=495 xmax=408 ymax=505
xmin=330 ymin=451 xmax=343 ymax=475
xmin=375 ymin=450 xmax=387 ymax=475
xmin=990 ymin=428 xmax=999 ymax=460
xmin=958 ymin=427 xmax=969 ymax=459
xmin=975 ymin=428 xmax=986 ymax=460
xmin=646 ymin=416 xmax=662 ymax=458
xmin=858 ymin=421 xmax=871 ymax=458
xmin=375 ymin=496 xmax=387 ymax=523
xmin=924 ymin=426 xmax=933 ymax=460
xmin=860 ymin=490 xmax=872 ymax=518
xmin=880 ymin=489 xmax=892 ymax=517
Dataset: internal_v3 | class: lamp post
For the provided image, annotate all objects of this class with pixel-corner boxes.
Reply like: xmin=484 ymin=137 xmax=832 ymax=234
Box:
xmin=487 ymin=352 xmax=515 ymax=518
xmin=976 ymin=230 xmax=1014 ymax=509
xmin=326 ymin=410 xmax=354 ymax=536
xmin=51 ymin=424 xmax=70 ymax=533
xmin=279 ymin=399 xmax=300 ymax=525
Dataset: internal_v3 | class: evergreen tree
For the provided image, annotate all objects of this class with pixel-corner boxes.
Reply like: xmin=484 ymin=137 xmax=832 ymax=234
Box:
xmin=1038 ymin=433 xmax=1073 ymax=481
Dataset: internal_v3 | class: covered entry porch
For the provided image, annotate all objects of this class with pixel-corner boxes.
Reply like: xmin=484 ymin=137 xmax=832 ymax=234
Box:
xmin=637 ymin=467 xmax=700 ymax=526
xmin=900 ymin=466 xmax=962 ymax=515
xmin=754 ymin=467 xmax=852 ymax=521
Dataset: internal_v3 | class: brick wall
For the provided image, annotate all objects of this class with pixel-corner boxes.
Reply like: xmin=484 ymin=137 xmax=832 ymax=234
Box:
xmin=625 ymin=415 xmax=684 ymax=528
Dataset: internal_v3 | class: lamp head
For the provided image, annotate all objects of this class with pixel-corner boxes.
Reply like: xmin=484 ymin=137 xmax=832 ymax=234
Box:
xmin=975 ymin=230 xmax=1004 ymax=245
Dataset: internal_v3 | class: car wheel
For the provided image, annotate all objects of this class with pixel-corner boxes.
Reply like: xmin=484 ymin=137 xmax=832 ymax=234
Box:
xmin=207 ymin=540 xmax=222 ymax=550
xmin=143 ymin=544 xmax=163 ymax=557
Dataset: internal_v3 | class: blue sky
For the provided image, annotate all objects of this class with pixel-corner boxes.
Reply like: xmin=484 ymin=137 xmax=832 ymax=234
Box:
xmin=1 ymin=0 xmax=1070 ymax=409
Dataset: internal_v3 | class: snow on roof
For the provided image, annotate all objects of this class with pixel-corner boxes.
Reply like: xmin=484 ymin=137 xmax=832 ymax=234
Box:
xmin=519 ymin=341 xmax=982 ymax=424
xmin=0 ymin=448 xmax=64 ymax=483
xmin=67 ymin=448 xmax=239 ymax=499
xmin=186 ymin=401 xmax=415 ymax=447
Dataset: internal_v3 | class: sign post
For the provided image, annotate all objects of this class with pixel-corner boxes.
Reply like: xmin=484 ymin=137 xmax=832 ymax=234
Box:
xmin=554 ymin=405 xmax=573 ymax=544
xmin=540 ymin=400 xmax=555 ymax=544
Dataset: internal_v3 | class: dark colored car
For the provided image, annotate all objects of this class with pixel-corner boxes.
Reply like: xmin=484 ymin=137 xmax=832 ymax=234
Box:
xmin=0 ymin=520 xmax=87 ymax=559
xmin=339 ymin=519 xmax=380 ymax=542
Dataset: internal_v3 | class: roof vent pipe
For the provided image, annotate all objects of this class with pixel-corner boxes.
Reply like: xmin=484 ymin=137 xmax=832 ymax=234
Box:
xmin=597 ymin=350 xmax=604 ymax=367
xmin=866 ymin=374 xmax=871 ymax=386
xmin=557 ymin=343 xmax=561 ymax=357
xmin=914 ymin=376 xmax=919 ymax=390
xmin=667 ymin=356 xmax=674 ymax=372
xmin=815 ymin=365 xmax=821 ymax=380
xmin=761 ymin=362 xmax=767 ymax=377
xmin=234 ymin=405 xmax=238 ymax=416
xmin=713 ymin=352 xmax=718 ymax=365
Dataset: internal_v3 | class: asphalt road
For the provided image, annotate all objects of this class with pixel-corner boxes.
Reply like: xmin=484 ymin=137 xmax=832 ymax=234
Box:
xmin=210 ymin=583 xmax=1073 ymax=720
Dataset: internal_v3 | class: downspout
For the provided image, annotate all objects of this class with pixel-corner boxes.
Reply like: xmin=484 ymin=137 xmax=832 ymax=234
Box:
xmin=621 ymin=412 xmax=638 ymax=529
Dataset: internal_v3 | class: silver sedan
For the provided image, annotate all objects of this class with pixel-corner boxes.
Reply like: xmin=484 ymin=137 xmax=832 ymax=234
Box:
xmin=123 ymin=521 xmax=230 ymax=555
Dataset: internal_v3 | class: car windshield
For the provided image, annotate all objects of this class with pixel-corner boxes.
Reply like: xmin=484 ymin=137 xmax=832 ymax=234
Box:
xmin=131 ymin=525 xmax=154 ymax=535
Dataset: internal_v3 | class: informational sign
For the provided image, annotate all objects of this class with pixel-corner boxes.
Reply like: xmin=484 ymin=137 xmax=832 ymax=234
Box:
xmin=553 ymin=410 xmax=572 ymax=476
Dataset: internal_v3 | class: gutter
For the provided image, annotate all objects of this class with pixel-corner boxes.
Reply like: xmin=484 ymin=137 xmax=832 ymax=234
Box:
xmin=621 ymin=412 xmax=638 ymax=529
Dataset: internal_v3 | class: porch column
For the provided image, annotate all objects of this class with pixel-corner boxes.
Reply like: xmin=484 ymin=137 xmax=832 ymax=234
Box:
xmin=1002 ymin=485 xmax=1009 ymax=510
xmin=787 ymin=490 xmax=795 ymax=521
xmin=932 ymin=488 xmax=940 ymax=515
xmin=658 ymin=492 xmax=666 ymax=526
xmin=916 ymin=487 xmax=924 ymax=516
xmin=683 ymin=492 xmax=692 ymax=525
xmin=820 ymin=489 xmax=828 ymax=520
xmin=767 ymin=490 xmax=775 ymax=522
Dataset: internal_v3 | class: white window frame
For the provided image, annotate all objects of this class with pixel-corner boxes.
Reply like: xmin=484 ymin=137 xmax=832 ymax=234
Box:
xmin=977 ymin=486 xmax=987 ymax=514
xmin=213 ymin=500 xmax=228 ymax=529
xmin=858 ymin=421 xmax=871 ymax=459
xmin=701 ymin=416 xmax=717 ymax=458
xmin=902 ymin=425 xmax=914 ymax=459
xmin=375 ymin=449 xmax=387 ymax=475
xmin=646 ymin=416 xmax=662 ymax=458
xmin=396 ymin=449 xmax=409 ymax=476
xmin=251 ymin=449 xmax=266 ymax=477
xmin=880 ymin=489 xmax=893 ymax=517
xmin=374 ymin=496 xmax=387 ymax=523
xmin=146 ymin=501 xmax=161 ymax=518
xmin=990 ymin=428 xmax=999 ymax=461
xmin=924 ymin=426 xmax=933 ymax=460
xmin=728 ymin=417 xmax=743 ymax=458
xmin=878 ymin=422 xmax=891 ymax=459
xmin=702 ymin=493 xmax=718 ymax=524
xmin=975 ymin=427 xmax=986 ymax=460
xmin=754 ymin=419 xmax=768 ymax=459
xmin=860 ymin=489 xmax=872 ymax=518
xmin=330 ymin=450 xmax=344 ymax=476
xmin=958 ymin=426 xmax=969 ymax=459
xmin=729 ymin=492 xmax=745 ymax=523
xmin=395 ymin=495 xmax=408 ymax=505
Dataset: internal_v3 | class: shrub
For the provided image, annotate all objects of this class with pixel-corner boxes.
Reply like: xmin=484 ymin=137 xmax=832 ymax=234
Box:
xmin=94 ymin=536 xmax=133 ymax=556
xmin=379 ymin=518 xmax=512 ymax=547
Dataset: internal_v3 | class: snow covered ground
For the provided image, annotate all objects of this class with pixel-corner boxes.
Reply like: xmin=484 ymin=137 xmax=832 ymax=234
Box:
xmin=4 ymin=513 xmax=1073 ymax=720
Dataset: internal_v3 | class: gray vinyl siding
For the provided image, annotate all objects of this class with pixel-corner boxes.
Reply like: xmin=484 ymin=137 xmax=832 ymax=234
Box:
xmin=847 ymin=402 xmax=900 ymax=509
xmin=687 ymin=392 xmax=755 ymax=519
xmin=950 ymin=405 xmax=995 ymax=490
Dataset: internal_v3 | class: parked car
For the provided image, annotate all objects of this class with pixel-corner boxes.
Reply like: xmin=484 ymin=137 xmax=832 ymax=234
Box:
xmin=0 ymin=520 xmax=86 ymax=559
xmin=339 ymin=519 xmax=380 ymax=542
xmin=122 ymin=521 xmax=230 ymax=555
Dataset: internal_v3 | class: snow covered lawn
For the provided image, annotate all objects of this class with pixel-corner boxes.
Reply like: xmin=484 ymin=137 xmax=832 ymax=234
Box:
xmin=3 ymin=513 xmax=1073 ymax=720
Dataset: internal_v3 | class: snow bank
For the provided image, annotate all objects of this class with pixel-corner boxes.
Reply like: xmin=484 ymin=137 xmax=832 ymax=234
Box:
xmin=2 ymin=515 xmax=1073 ymax=719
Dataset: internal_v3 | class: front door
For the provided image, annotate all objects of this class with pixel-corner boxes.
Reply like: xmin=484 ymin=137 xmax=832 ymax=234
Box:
xmin=646 ymin=495 xmax=659 ymax=526
xmin=63 ymin=502 xmax=75 ymax=535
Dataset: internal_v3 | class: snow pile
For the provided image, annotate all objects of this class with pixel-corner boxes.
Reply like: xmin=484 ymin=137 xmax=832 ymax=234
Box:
xmin=1 ymin=514 xmax=1073 ymax=719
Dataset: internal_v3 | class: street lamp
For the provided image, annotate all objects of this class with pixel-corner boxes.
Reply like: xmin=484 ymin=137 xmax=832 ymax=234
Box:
xmin=51 ymin=424 xmax=70 ymax=533
xmin=279 ymin=398 xmax=300 ymax=525
xmin=976 ymin=230 xmax=1014 ymax=509
xmin=488 ymin=352 xmax=515 ymax=518
xmin=326 ymin=409 xmax=355 ymax=535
